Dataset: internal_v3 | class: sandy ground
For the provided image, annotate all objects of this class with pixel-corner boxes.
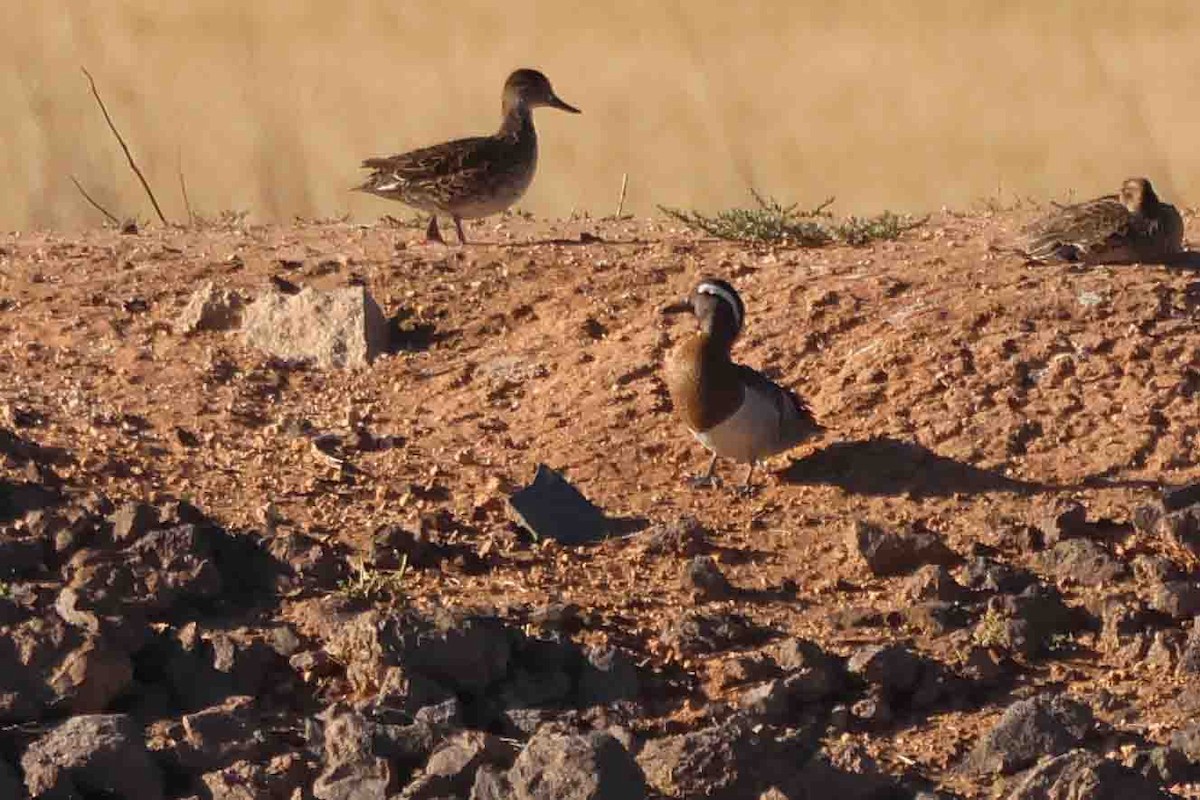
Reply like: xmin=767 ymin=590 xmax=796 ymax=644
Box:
xmin=3 ymin=209 xmax=1200 ymax=795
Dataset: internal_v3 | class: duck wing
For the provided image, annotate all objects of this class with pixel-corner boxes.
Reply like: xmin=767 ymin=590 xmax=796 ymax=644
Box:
xmin=998 ymin=195 xmax=1138 ymax=264
xmin=736 ymin=365 xmax=822 ymax=446
xmin=356 ymin=136 xmax=513 ymax=201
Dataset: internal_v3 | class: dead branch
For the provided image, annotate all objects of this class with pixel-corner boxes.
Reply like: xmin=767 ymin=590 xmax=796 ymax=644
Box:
xmin=81 ymin=66 xmax=168 ymax=225
xmin=177 ymin=149 xmax=194 ymax=226
xmin=69 ymin=175 xmax=120 ymax=226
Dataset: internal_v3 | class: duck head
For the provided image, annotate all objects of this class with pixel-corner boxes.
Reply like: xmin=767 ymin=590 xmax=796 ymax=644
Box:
xmin=663 ymin=278 xmax=745 ymax=349
xmin=502 ymin=69 xmax=581 ymax=115
xmin=1120 ymin=177 xmax=1159 ymax=214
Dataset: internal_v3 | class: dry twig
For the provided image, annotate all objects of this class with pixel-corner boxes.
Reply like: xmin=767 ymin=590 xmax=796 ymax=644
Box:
xmin=82 ymin=66 xmax=168 ymax=225
xmin=68 ymin=175 xmax=120 ymax=226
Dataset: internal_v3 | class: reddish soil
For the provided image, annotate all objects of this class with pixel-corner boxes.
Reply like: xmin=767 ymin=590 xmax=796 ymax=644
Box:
xmin=3 ymin=209 xmax=1200 ymax=795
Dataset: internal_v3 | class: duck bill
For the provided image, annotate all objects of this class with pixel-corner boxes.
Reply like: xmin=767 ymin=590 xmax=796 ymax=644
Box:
xmin=661 ymin=299 xmax=692 ymax=315
xmin=548 ymin=93 xmax=581 ymax=114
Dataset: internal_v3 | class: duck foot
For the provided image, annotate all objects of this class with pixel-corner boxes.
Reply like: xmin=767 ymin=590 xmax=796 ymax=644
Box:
xmin=453 ymin=216 xmax=468 ymax=245
xmin=731 ymin=483 xmax=759 ymax=499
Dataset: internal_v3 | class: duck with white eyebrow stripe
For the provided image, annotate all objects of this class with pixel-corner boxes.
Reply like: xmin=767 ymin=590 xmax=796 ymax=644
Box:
xmin=662 ymin=278 xmax=824 ymax=492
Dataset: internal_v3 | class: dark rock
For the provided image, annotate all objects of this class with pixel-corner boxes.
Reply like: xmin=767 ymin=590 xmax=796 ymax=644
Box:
xmin=963 ymin=694 xmax=1094 ymax=775
xmin=661 ymin=611 xmax=772 ymax=656
xmin=1099 ymin=599 xmax=1157 ymax=666
xmin=508 ymin=464 xmax=611 ymax=545
xmin=845 ymin=519 xmax=957 ymax=576
xmin=109 ymin=500 xmax=158 ymax=543
xmin=769 ymin=639 xmax=845 ymax=702
xmin=404 ymin=613 xmax=514 ymax=695
xmin=180 ymin=696 xmax=266 ymax=772
xmin=1007 ymin=748 xmax=1169 ymax=799
xmin=1157 ymin=506 xmax=1200 ymax=560
xmin=903 ymin=601 xmax=971 ymax=634
xmin=577 ymin=646 xmax=640 ymax=707
xmin=828 ymin=606 xmax=885 ymax=630
xmin=266 ymin=531 xmax=347 ymax=591
xmin=1036 ymin=539 xmax=1127 ymax=586
xmin=788 ymin=741 xmax=904 ymax=800
xmin=413 ymin=698 xmax=464 ymax=728
xmin=21 ymin=713 xmax=164 ymax=799
xmin=1034 ymin=500 xmax=1090 ymax=545
xmin=1163 ymin=482 xmax=1200 ymax=512
xmin=684 ymin=555 xmax=733 ymax=600
xmin=399 ymin=731 xmax=513 ymax=800
xmin=1177 ymin=617 xmax=1200 ymax=676
xmin=638 ymin=516 xmax=707 ymax=556
xmin=847 ymin=644 xmax=924 ymax=700
xmin=312 ymin=704 xmax=392 ymax=800
xmin=1123 ymin=745 xmax=1191 ymax=785
xmin=959 ymin=556 xmax=1036 ymax=594
xmin=903 ymin=565 xmax=969 ymax=602
xmin=1132 ymin=555 xmax=1181 ymax=584
xmin=528 ymin=602 xmax=582 ymax=633
xmin=984 ymin=584 xmax=1089 ymax=657
xmin=637 ymin=715 xmax=821 ymax=799
xmin=471 ymin=765 xmax=512 ymax=800
xmin=508 ymin=727 xmax=645 ymax=800
xmin=47 ymin=634 xmax=134 ymax=714
xmin=1171 ymin=721 xmax=1200 ymax=764
xmin=1149 ymin=581 xmax=1200 ymax=620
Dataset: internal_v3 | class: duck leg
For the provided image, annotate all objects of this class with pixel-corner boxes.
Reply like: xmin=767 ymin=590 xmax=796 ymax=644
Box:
xmin=687 ymin=453 xmax=721 ymax=489
xmin=453 ymin=215 xmax=468 ymax=245
xmin=425 ymin=216 xmax=446 ymax=244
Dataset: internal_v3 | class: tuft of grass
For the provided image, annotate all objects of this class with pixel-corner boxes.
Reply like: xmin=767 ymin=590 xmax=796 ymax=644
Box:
xmin=659 ymin=190 xmax=926 ymax=247
xmin=972 ymin=605 xmax=1012 ymax=650
xmin=338 ymin=554 xmax=408 ymax=604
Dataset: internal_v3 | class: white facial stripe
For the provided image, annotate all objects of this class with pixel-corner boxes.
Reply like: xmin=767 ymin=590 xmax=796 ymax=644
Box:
xmin=696 ymin=283 xmax=742 ymax=329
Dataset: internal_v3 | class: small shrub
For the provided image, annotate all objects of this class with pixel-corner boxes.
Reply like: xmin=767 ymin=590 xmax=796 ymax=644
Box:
xmin=660 ymin=190 xmax=925 ymax=246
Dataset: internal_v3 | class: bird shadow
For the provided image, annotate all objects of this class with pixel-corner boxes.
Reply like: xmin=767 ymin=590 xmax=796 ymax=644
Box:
xmin=1162 ymin=251 xmax=1200 ymax=270
xmin=780 ymin=437 xmax=1166 ymax=498
xmin=779 ymin=437 xmax=1046 ymax=498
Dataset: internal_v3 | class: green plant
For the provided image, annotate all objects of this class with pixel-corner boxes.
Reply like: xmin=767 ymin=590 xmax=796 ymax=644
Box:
xmin=973 ymin=605 xmax=1012 ymax=649
xmin=338 ymin=554 xmax=408 ymax=603
xmin=659 ymin=189 xmax=925 ymax=246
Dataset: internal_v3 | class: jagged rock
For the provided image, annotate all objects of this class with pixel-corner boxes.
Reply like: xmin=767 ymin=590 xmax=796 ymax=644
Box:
xmin=1099 ymin=599 xmax=1156 ymax=666
xmin=176 ymin=281 xmax=246 ymax=334
xmin=312 ymin=704 xmax=392 ymax=800
xmin=638 ymin=516 xmax=708 ymax=556
xmin=21 ymin=714 xmax=164 ymax=799
xmin=1149 ymin=581 xmax=1200 ymax=620
xmin=1177 ymin=617 xmax=1200 ymax=676
xmin=684 ymin=555 xmax=734 ymax=600
xmin=637 ymin=716 xmax=820 ymax=799
xmin=48 ymin=634 xmax=133 ymax=714
xmin=983 ymin=584 xmax=1088 ymax=657
xmin=509 ymin=727 xmax=645 ymax=800
xmin=845 ymin=519 xmax=957 ymax=576
xmin=959 ymin=556 xmax=1037 ymax=594
xmin=108 ymin=500 xmax=158 ymax=543
xmin=1007 ymin=748 xmax=1169 ymax=799
xmin=904 ymin=564 xmax=969 ymax=602
xmin=963 ymin=694 xmax=1094 ymax=775
xmin=661 ymin=611 xmax=772 ymax=656
xmin=242 ymin=285 xmax=389 ymax=368
xmin=1123 ymin=745 xmax=1191 ymax=785
xmin=471 ymin=766 xmax=513 ymax=800
xmin=180 ymin=696 xmax=266 ymax=772
xmin=1033 ymin=500 xmax=1090 ymax=545
xmin=400 ymin=731 xmax=514 ymax=800
xmin=1036 ymin=539 xmax=1127 ymax=586
xmin=577 ymin=646 xmax=640 ymax=707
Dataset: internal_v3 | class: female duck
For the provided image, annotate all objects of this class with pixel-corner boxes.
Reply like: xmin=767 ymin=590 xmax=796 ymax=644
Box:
xmin=356 ymin=69 xmax=580 ymax=244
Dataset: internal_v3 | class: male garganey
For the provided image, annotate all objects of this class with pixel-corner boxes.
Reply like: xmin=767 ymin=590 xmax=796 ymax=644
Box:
xmin=663 ymin=279 xmax=822 ymax=491
xmin=355 ymin=68 xmax=580 ymax=244
xmin=995 ymin=177 xmax=1183 ymax=265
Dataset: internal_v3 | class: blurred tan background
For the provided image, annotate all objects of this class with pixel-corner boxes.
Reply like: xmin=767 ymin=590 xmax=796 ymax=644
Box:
xmin=3 ymin=1 xmax=1196 ymax=230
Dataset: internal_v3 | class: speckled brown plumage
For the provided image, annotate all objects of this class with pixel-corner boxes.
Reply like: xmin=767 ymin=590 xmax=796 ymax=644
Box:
xmin=355 ymin=69 xmax=579 ymax=244
xmin=996 ymin=177 xmax=1183 ymax=265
